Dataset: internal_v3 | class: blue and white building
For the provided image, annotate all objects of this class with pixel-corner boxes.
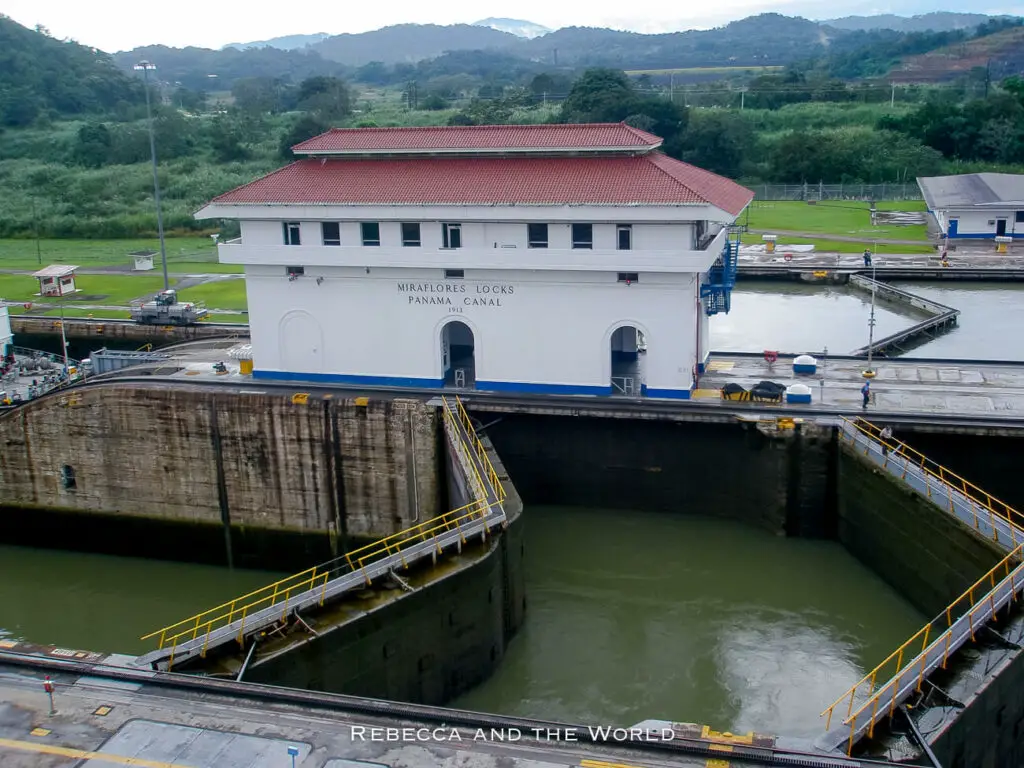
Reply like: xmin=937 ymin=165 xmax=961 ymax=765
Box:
xmin=918 ymin=173 xmax=1024 ymax=240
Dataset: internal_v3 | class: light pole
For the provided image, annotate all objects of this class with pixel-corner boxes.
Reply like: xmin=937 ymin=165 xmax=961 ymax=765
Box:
xmin=864 ymin=252 xmax=877 ymax=378
xmin=134 ymin=61 xmax=170 ymax=291
xmin=57 ymin=280 xmax=69 ymax=375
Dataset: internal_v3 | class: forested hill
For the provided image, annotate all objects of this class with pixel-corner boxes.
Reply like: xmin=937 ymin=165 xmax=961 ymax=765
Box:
xmin=0 ymin=15 xmax=142 ymax=126
xmin=112 ymin=45 xmax=346 ymax=92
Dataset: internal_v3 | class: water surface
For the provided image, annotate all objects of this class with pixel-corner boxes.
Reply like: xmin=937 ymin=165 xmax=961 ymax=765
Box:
xmin=455 ymin=507 xmax=924 ymax=738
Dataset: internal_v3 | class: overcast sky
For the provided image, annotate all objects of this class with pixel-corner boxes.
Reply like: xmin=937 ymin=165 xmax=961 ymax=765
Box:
xmin=3 ymin=0 xmax=1021 ymax=52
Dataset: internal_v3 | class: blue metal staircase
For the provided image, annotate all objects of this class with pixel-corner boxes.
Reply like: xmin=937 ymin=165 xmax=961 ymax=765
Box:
xmin=700 ymin=238 xmax=739 ymax=316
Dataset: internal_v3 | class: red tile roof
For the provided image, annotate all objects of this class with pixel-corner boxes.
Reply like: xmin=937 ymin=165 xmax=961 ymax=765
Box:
xmin=208 ymin=154 xmax=754 ymax=216
xmin=292 ymin=123 xmax=663 ymax=154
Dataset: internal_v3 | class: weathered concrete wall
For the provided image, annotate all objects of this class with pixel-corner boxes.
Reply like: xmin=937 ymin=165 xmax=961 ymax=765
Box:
xmin=0 ymin=385 xmax=440 ymax=564
xmin=12 ymin=316 xmax=246 ymax=343
xmin=480 ymin=412 xmax=833 ymax=535
xmin=246 ymin=442 xmax=526 ymax=705
xmin=836 ymin=444 xmax=1003 ymax=618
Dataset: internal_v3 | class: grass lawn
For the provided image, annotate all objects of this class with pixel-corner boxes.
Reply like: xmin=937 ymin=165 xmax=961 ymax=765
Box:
xmin=739 ymin=233 xmax=936 ymax=254
xmin=743 ymin=200 xmax=930 ymax=241
xmin=177 ymin=279 xmax=248 ymax=311
xmin=204 ymin=313 xmax=249 ymax=324
xmin=38 ymin=308 xmax=133 ymax=319
xmin=0 ymin=237 xmax=240 ymax=273
xmin=0 ymin=272 xmax=172 ymax=306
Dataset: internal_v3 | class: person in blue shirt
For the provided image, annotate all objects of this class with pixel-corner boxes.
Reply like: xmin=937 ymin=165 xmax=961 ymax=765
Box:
xmin=863 ymin=249 xmax=872 ymax=267
xmin=861 ymin=380 xmax=871 ymax=408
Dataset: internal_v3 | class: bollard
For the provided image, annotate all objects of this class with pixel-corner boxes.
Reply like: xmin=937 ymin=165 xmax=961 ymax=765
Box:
xmin=43 ymin=675 xmax=55 ymax=715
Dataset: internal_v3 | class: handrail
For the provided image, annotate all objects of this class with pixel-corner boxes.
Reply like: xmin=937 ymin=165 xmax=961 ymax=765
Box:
xmin=141 ymin=396 xmax=506 ymax=655
xmin=843 ymin=417 xmax=1024 ymax=539
xmin=443 ymin=396 xmax=506 ymax=502
xmin=820 ymin=418 xmax=1024 ymax=756
xmin=821 ymin=544 xmax=1024 ymax=735
xmin=142 ymin=499 xmax=492 ymax=651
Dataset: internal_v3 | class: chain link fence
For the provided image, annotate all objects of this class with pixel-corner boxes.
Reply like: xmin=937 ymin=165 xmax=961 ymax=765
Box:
xmin=751 ymin=183 xmax=922 ymax=202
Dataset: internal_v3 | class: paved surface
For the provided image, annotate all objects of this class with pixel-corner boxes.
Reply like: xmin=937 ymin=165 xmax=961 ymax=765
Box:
xmin=745 ymin=228 xmax=931 ymax=246
xmin=695 ymin=354 xmax=1024 ymax=418
xmin=0 ymin=660 xmax=719 ymax=768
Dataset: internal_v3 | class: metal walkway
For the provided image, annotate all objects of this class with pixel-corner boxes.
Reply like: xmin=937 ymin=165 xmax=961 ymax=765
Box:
xmin=136 ymin=396 xmax=506 ymax=671
xmin=820 ymin=417 xmax=1024 ymax=755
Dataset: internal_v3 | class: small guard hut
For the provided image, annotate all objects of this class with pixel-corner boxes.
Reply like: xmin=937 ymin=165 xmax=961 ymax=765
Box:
xmin=32 ymin=265 xmax=79 ymax=297
xmin=130 ymin=250 xmax=156 ymax=271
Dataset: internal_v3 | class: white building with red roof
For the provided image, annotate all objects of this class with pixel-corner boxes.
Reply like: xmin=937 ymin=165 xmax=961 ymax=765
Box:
xmin=196 ymin=123 xmax=753 ymax=398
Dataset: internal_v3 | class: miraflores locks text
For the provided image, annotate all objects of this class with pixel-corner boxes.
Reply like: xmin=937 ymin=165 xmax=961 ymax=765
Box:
xmin=398 ymin=281 xmax=514 ymax=308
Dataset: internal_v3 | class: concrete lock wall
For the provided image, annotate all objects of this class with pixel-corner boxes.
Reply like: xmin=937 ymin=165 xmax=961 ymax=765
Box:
xmin=835 ymin=444 xmax=1004 ymax=618
xmin=246 ymin=441 xmax=526 ymax=705
xmin=0 ymin=386 xmax=440 ymax=564
xmin=479 ymin=413 xmax=836 ymax=536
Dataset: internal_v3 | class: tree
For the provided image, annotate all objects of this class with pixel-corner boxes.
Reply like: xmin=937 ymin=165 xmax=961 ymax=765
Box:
xmin=296 ymin=76 xmax=351 ymax=122
xmin=679 ymin=111 xmax=754 ymax=178
xmin=208 ymin=117 xmax=251 ymax=163
xmin=71 ymin=123 xmax=112 ymax=167
xmin=279 ymin=114 xmax=329 ymax=159
xmin=560 ymin=69 xmax=636 ymax=123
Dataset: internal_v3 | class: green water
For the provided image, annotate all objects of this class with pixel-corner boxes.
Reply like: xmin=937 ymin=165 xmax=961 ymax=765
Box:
xmin=0 ymin=545 xmax=285 ymax=655
xmin=0 ymin=509 xmax=925 ymax=740
xmin=454 ymin=507 xmax=925 ymax=739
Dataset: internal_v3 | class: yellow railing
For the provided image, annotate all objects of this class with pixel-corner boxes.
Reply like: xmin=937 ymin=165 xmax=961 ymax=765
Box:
xmin=143 ymin=395 xmax=504 ymax=662
xmin=822 ymin=543 xmax=1024 ymax=754
xmin=842 ymin=417 xmax=1024 ymax=545
xmin=443 ymin=396 xmax=506 ymax=502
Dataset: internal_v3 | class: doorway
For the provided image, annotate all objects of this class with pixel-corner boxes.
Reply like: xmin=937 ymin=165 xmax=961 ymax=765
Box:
xmin=610 ymin=325 xmax=645 ymax=396
xmin=441 ymin=321 xmax=475 ymax=389
xmin=997 ymin=219 xmax=1007 ymax=237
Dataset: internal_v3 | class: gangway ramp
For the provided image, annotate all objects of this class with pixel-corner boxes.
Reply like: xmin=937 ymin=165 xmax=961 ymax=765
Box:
xmin=820 ymin=417 xmax=1024 ymax=755
xmin=137 ymin=396 xmax=506 ymax=671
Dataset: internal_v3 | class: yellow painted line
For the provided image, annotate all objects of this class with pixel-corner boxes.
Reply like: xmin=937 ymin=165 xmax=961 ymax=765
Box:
xmin=707 ymin=760 xmax=731 ymax=768
xmin=580 ymin=760 xmax=648 ymax=768
xmin=691 ymin=389 xmax=721 ymax=399
xmin=707 ymin=361 xmax=734 ymax=372
xmin=709 ymin=742 xmax=734 ymax=751
xmin=0 ymin=736 xmax=194 ymax=768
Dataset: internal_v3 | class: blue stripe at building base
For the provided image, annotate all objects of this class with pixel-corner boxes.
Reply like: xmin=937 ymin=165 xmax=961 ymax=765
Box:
xmin=476 ymin=380 xmax=611 ymax=396
xmin=252 ymin=370 xmax=445 ymax=388
xmin=644 ymin=388 xmax=692 ymax=400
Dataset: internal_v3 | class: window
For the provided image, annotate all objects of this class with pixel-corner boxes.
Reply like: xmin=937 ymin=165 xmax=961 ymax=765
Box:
xmin=617 ymin=272 xmax=638 ymax=284
xmin=527 ymin=223 xmax=548 ymax=249
xmin=444 ymin=269 xmax=464 ymax=279
xmin=572 ymin=223 xmax=593 ymax=249
xmin=61 ymin=465 xmax=76 ymax=490
xmin=442 ymin=223 xmax=462 ymax=249
xmin=401 ymin=223 xmax=421 ymax=247
xmin=321 ymin=222 xmax=340 ymax=246
xmin=617 ymin=224 xmax=632 ymax=251
xmin=286 ymin=266 xmax=305 ymax=278
xmin=361 ymin=222 xmax=380 ymax=246
xmin=1016 ymin=212 xmax=1024 ymax=223
xmin=283 ymin=221 xmax=301 ymax=246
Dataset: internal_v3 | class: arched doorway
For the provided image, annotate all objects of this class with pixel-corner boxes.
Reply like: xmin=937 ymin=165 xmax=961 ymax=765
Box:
xmin=610 ymin=325 xmax=646 ymax=396
xmin=279 ymin=311 xmax=324 ymax=374
xmin=441 ymin=321 xmax=475 ymax=389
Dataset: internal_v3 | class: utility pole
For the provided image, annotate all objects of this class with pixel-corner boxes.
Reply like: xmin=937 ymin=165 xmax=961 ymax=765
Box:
xmin=740 ymin=89 xmax=745 ymax=110
xmin=669 ymin=73 xmax=674 ymax=105
xmin=890 ymin=82 xmax=895 ymax=108
xmin=134 ymin=61 xmax=170 ymax=292
xmin=31 ymin=196 xmax=41 ymax=266
xmin=985 ymin=58 xmax=992 ymax=98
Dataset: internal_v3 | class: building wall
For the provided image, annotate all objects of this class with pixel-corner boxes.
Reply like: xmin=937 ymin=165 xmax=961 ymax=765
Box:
xmin=241 ymin=219 xmax=696 ymax=251
xmin=0 ymin=305 xmax=11 ymax=348
xmin=246 ymin=265 xmax=702 ymax=397
xmin=0 ymin=386 xmax=441 ymax=565
xmin=939 ymin=207 xmax=1024 ymax=239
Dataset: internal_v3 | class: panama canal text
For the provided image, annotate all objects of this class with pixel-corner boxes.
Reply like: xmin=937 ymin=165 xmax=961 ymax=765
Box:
xmin=398 ymin=282 xmax=514 ymax=309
